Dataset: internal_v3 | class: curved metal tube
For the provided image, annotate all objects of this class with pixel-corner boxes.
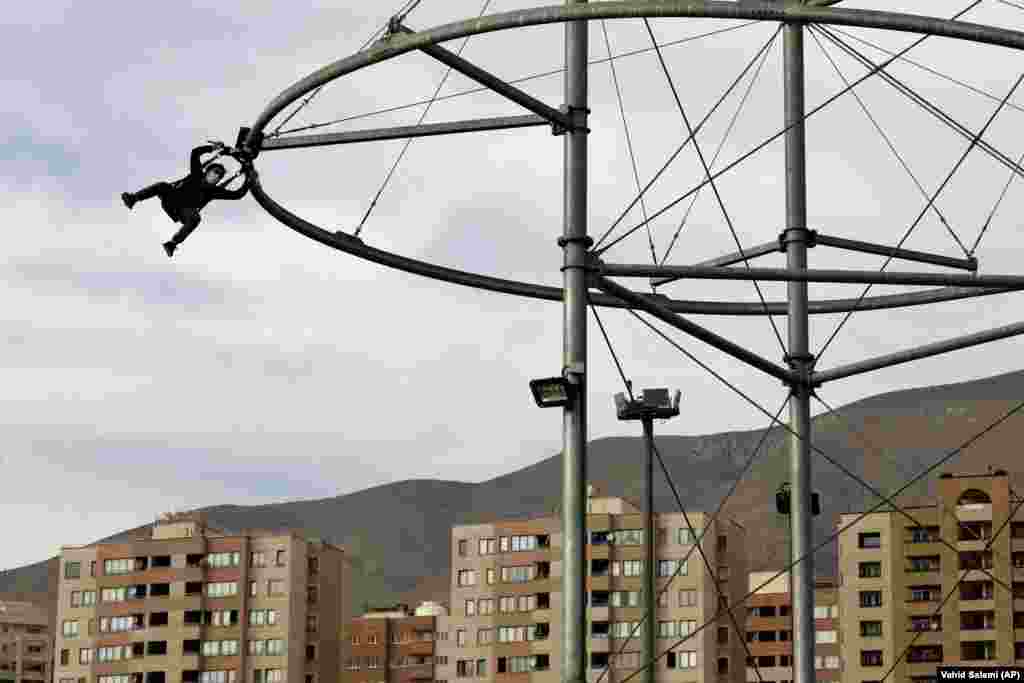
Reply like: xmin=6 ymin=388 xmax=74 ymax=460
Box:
xmin=244 ymin=1 xmax=1024 ymax=316
xmin=248 ymin=173 xmax=1020 ymax=316
xmin=250 ymin=1 xmax=1024 ymax=135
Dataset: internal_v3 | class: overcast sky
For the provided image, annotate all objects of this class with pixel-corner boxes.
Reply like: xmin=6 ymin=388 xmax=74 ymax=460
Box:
xmin=3 ymin=0 xmax=1024 ymax=571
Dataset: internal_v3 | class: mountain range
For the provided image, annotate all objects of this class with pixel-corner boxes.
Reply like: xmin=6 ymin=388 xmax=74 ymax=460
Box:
xmin=5 ymin=368 xmax=1024 ymax=621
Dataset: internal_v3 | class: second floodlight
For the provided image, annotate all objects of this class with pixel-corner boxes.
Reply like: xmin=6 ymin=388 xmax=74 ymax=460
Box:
xmin=614 ymin=388 xmax=681 ymax=421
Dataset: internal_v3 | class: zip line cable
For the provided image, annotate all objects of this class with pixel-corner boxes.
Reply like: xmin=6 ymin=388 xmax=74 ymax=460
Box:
xmin=601 ymin=20 xmax=658 ymax=265
xmin=354 ymin=0 xmax=494 ymax=237
xmin=811 ymin=394 xmax=1015 ymax=589
xmin=809 ymin=28 xmax=964 ymax=256
xmin=644 ymin=17 xmax=786 ymax=355
xmin=594 ymin=0 xmax=985 ymax=256
xmin=271 ymin=0 xmax=421 ymax=136
xmin=659 ymin=28 xmax=778 ymax=267
xmin=652 ymin=441 xmax=766 ymax=683
xmin=611 ymin=393 xmax=1024 ymax=683
xmin=815 ymin=25 xmax=1024 ymax=188
xmin=592 ymin=397 xmax=788 ymax=683
xmin=267 ymin=22 xmax=759 ymax=139
xmin=815 ymin=70 xmax=1024 ymax=364
xmin=970 ymin=144 xmax=1024 ymax=254
xmin=590 ymin=304 xmax=635 ymax=401
xmin=876 ymin=489 xmax=1024 ymax=683
xmin=627 ymin=309 xmax=1019 ymax=595
xmin=592 ymin=28 xmax=780 ymax=252
xmin=826 ymin=26 xmax=1024 ymax=118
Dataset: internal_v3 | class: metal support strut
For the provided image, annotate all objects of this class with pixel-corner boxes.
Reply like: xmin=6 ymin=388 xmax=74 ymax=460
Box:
xmin=783 ymin=21 xmax=816 ymax=683
xmin=562 ymin=2 xmax=589 ymax=683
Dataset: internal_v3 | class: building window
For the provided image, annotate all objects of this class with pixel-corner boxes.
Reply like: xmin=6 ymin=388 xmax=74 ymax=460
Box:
xmin=306 ymin=615 xmax=318 ymax=633
xmin=679 ymin=590 xmax=697 ymax=607
xmin=814 ymin=606 xmax=831 ymax=619
xmin=275 ymin=550 xmax=286 ymax=566
xmin=308 ymin=557 xmax=319 ymax=575
xmin=476 ymin=659 xmax=487 ymax=677
xmin=613 ymin=560 xmax=642 ymax=577
xmin=267 ymin=580 xmax=285 ymax=596
xmin=104 ymin=559 xmax=134 ymax=575
xmin=859 ymin=561 xmax=882 ymax=578
xmin=198 ymin=672 xmax=237 ymax=683
xmin=457 ymin=570 xmax=477 ymax=587
xmin=64 ymin=562 xmax=81 ymax=580
xmin=479 ymin=538 xmax=497 ymax=555
xmin=478 ymin=629 xmax=492 ymax=645
xmin=861 ymin=650 xmax=883 ymax=667
xmin=207 ymin=582 xmax=238 ymax=598
xmin=248 ymin=640 xmax=285 ymax=656
xmin=718 ymin=626 xmax=729 ymax=644
xmin=254 ymin=671 xmax=283 ymax=683
xmin=201 ymin=640 xmax=239 ymax=657
xmin=206 ymin=553 xmax=241 ymax=568
xmin=501 ymin=566 xmax=535 ymax=583
xmin=458 ymin=540 xmax=469 ymax=557
xmin=816 ymin=630 xmax=838 ymax=644
xmin=861 ymin=621 xmax=883 ymax=637
xmin=670 ymin=651 xmax=697 ymax=670
xmin=499 ymin=537 xmax=510 ymax=553
xmin=307 ymin=586 xmax=318 ymax=604
xmin=510 ymin=535 xmax=538 ymax=552
xmin=486 ymin=568 xmax=496 ymax=585
xmin=657 ymin=621 xmax=676 ymax=638
xmin=249 ymin=581 xmax=257 ymax=597
xmin=858 ymin=532 xmax=881 ymax=549
xmin=465 ymin=600 xmax=476 ymax=616
xmin=478 ymin=598 xmax=494 ymax=615
xmin=368 ymin=634 xmax=377 ymax=645
xmin=62 ymin=620 xmax=80 ymax=638
xmin=456 ymin=661 xmax=472 ymax=678
xmin=250 ymin=552 xmax=266 ymax=568
xmin=306 ymin=645 xmax=316 ymax=661
xmin=209 ymin=610 xmax=239 ymax=627
xmin=859 ymin=591 xmax=882 ymax=608
xmin=78 ymin=649 xmax=93 ymax=665
xmin=657 ymin=559 xmax=686 ymax=577
xmin=456 ymin=629 xmax=466 ymax=647
xmin=60 ymin=649 xmax=70 ymax=666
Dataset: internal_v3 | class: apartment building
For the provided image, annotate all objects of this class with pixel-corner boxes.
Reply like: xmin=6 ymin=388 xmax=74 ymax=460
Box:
xmin=52 ymin=513 xmax=350 ymax=683
xmin=0 ymin=600 xmax=50 ymax=683
xmin=437 ymin=488 xmax=748 ymax=683
xmin=743 ymin=572 xmax=840 ymax=683
xmin=837 ymin=469 xmax=1024 ymax=683
xmin=343 ymin=603 xmax=442 ymax=683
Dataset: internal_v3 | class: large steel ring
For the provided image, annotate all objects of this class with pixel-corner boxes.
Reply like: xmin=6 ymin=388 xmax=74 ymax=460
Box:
xmin=246 ymin=0 xmax=1024 ymax=316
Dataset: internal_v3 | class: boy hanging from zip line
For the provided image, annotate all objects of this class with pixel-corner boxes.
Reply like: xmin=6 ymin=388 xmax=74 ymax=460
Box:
xmin=122 ymin=141 xmax=252 ymax=257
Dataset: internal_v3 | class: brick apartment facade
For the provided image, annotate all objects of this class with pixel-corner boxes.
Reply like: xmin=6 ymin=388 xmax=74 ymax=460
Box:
xmin=343 ymin=605 xmax=437 ymax=683
xmin=743 ymin=572 xmax=840 ymax=683
xmin=0 ymin=600 xmax=50 ymax=683
xmin=435 ymin=491 xmax=748 ymax=683
xmin=52 ymin=514 xmax=350 ymax=683
xmin=838 ymin=470 xmax=1024 ymax=682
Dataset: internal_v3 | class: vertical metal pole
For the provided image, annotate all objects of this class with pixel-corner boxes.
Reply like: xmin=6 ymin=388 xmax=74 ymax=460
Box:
xmin=562 ymin=2 xmax=589 ymax=683
xmin=782 ymin=20 xmax=816 ymax=683
xmin=641 ymin=417 xmax=656 ymax=683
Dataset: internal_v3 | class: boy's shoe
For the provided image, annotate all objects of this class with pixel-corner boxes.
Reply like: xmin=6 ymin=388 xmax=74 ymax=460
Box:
xmin=162 ymin=241 xmax=176 ymax=258
xmin=121 ymin=192 xmax=136 ymax=209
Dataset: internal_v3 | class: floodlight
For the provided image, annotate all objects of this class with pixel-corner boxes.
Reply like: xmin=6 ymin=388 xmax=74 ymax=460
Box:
xmin=614 ymin=388 xmax=681 ymax=421
xmin=529 ymin=377 xmax=575 ymax=408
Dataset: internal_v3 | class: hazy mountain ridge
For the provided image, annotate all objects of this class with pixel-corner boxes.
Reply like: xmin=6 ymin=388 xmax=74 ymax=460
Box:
xmin=5 ymin=369 xmax=1024 ymax=610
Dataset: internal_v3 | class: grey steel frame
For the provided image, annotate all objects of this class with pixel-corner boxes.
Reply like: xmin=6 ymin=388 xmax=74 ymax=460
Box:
xmin=242 ymin=4 xmax=1024 ymax=683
